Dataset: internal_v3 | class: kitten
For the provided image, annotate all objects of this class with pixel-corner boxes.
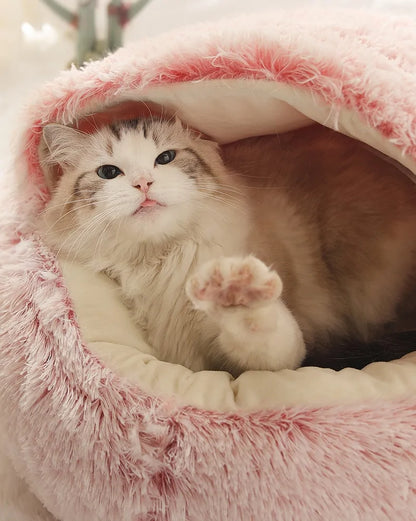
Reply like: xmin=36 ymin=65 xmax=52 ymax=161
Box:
xmin=39 ymin=118 xmax=416 ymax=374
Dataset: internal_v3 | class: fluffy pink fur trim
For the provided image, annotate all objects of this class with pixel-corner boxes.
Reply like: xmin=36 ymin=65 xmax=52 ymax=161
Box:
xmin=2 ymin=8 xmax=416 ymax=521
xmin=1 ymin=231 xmax=416 ymax=521
xmin=19 ymin=9 xmax=416 ymax=199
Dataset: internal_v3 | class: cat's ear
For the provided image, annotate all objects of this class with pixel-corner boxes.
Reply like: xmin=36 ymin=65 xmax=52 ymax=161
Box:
xmin=172 ymin=115 xmax=185 ymax=131
xmin=173 ymin=116 xmax=212 ymax=142
xmin=173 ymin=115 xmax=182 ymax=125
xmin=40 ymin=123 xmax=89 ymax=191
xmin=42 ymin=123 xmax=88 ymax=168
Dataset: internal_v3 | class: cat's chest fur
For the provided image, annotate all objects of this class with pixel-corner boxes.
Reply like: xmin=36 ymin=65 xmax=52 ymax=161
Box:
xmin=111 ymin=230 xmax=246 ymax=370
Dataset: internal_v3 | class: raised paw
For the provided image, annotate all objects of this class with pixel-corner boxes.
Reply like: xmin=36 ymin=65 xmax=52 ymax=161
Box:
xmin=186 ymin=256 xmax=282 ymax=312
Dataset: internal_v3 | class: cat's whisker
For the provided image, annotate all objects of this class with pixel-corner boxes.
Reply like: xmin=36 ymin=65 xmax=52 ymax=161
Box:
xmin=41 ymin=191 xmax=118 ymax=214
xmin=43 ymin=192 xmax=132 ymax=233
xmin=196 ymin=187 xmax=242 ymax=199
xmin=238 ymin=184 xmax=284 ymax=190
xmin=195 ymin=187 xmax=245 ymax=202
xmin=64 ymin=217 xmax=112 ymax=261
xmin=44 ymin=201 xmax=108 ymax=235
xmin=195 ymin=179 xmax=244 ymax=191
xmin=198 ymin=189 xmax=243 ymax=201
xmin=154 ymin=187 xmax=244 ymax=212
xmin=115 ymin=213 xmax=124 ymax=245
xmin=192 ymin=199 xmax=242 ymax=217
xmin=199 ymin=194 xmax=243 ymax=212
xmin=194 ymin=196 xmax=243 ymax=212
xmin=55 ymin=207 xmax=115 ymax=260
xmin=158 ymin=184 xmax=242 ymax=201
xmin=220 ymin=170 xmax=276 ymax=180
xmin=40 ymin=193 xmax=81 ymax=214
xmin=94 ymin=217 xmax=114 ymax=259
xmin=199 ymin=179 xmax=283 ymax=192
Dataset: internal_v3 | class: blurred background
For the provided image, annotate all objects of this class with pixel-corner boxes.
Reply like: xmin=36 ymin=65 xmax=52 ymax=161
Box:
xmin=1 ymin=0 xmax=415 ymax=172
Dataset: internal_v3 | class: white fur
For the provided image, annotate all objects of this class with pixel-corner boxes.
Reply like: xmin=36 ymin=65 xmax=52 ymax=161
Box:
xmin=41 ymin=120 xmax=416 ymax=374
xmin=41 ymin=120 xmax=307 ymax=373
xmin=187 ymin=256 xmax=305 ymax=371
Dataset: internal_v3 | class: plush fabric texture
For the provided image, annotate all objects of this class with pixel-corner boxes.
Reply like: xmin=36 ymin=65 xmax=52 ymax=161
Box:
xmin=2 ymin=8 xmax=416 ymax=521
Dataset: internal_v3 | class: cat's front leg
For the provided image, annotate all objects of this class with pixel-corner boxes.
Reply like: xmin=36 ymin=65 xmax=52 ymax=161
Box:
xmin=186 ymin=256 xmax=306 ymax=372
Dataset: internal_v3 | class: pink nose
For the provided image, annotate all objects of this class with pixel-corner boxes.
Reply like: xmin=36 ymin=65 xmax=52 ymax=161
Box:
xmin=134 ymin=177 xmax=153 ymax=193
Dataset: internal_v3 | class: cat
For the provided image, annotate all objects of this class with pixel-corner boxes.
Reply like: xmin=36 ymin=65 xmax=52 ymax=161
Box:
xmin=39 ymin=117 xmax=416 ymax=375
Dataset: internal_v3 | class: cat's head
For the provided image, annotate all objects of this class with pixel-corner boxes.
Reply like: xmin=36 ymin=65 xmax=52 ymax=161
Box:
xmin=40 ymin=117 xmax=229 ymax=263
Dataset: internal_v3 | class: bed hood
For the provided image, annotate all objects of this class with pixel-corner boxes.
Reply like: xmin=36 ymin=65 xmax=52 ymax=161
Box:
xmin=19 ymin=9 xmax=416 ymax=199
xmin=3 ymin=8 xmax=416 ymax=521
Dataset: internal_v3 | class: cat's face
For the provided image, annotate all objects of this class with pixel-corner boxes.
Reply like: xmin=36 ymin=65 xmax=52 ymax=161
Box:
xmin=41 ymin=118 xmax=226 ymax=259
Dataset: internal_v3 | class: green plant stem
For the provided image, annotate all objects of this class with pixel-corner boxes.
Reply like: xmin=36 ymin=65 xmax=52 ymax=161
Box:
xmin=76 ymin=0 xmax=97 ymax=66
xmin=107 ymin=0 xmax=153 ymax=51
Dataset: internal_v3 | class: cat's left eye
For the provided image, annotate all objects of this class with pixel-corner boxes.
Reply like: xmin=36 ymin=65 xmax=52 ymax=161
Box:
xmin=96 ymin=165 xmax=123 ymax=179
xmin=155 ymin=150 xmax=176 ymax=165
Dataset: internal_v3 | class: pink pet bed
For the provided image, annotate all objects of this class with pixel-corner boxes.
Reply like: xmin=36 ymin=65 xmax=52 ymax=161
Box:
xmin=2 ymin=8 xmax=416 ymax=521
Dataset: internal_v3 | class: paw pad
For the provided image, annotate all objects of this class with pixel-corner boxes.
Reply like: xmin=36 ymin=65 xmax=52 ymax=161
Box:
xmin=187 ymin=256 xmax=282 ymax=310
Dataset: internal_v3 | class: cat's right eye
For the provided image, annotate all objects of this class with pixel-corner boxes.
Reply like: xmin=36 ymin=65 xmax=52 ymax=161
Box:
xmin=96 ymin=165 xmax=123 ymax=179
